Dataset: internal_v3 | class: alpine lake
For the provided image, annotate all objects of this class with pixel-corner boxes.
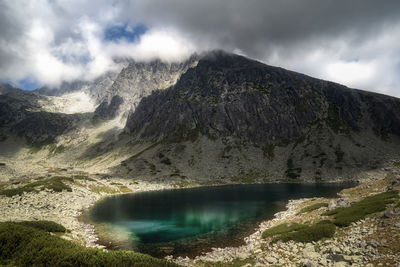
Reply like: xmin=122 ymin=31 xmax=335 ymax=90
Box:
xmin=83 ymin=183 xmax=353 ymax=257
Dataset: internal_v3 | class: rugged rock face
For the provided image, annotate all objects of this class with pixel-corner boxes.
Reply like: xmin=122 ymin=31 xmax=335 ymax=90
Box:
xmin=96 ymin=56 xmax=198 ymax=119
xmin=126 ymin=51 xmax=400 ymax=143
xmin=121 ymin=51 xmax=400 ymax=181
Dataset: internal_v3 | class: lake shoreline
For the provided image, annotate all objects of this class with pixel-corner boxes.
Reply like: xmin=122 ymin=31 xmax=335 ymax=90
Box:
xmin=0 ymin=165 xmax=399 ymax=266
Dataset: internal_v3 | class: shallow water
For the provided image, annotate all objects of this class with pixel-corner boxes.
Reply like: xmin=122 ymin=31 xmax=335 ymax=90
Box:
xmin=86 ymin=183 xmax=352 ymax=257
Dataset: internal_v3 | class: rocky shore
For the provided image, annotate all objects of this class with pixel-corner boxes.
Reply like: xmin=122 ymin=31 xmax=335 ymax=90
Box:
xmin=1 ymin=166 xmax=399 ymax=267
xmin=0 ymin=177 xmax=174 ymax=247
xmin=169 ymin=170 xmax=400 ymax=267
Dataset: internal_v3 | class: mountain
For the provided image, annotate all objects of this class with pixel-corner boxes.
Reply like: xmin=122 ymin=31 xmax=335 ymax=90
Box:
xmin=119 ymin=51 xmax=400 ymax=182
xmin=0 ymin=51 xmax=399 ymax=183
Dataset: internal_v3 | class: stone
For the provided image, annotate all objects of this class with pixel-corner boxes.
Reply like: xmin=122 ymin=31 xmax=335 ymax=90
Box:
xmin=383 ymin=210 xmax=395 ymax=218
xmin=303 ymin=251 xmax=320 ymax=260
xmin=334 ymin=262 xmax=347 ymax=267
xmin=265 ymin=256 xmax=277 ymax=264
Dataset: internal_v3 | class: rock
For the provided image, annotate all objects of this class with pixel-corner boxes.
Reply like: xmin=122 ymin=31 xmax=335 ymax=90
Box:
xmin=328 ymin=200 xmax=337 ymax=210
xmin=304 ymin=260 xmax=318 ymax=267
xmin=303 ymin=251 xmax=320 ymax=260
xmin=367 ymin=239 xmax=380 ymax=248
xmin=334 ymin=261 xmax=348 ymax=267
xmin=383 ymin=210 xmax=395 ymax=218
xmin=330 ymin=254 xmax=345 ymax=262
xmin=265 ymin=256 xmax=277 ymax=264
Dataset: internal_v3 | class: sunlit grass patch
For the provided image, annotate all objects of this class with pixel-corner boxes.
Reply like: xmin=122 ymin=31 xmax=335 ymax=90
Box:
xmin=89 ymin=184 xmax=119 ymax=194
xmin=322 ymin=190 xmax=399 ymax=227
xmin=117 ymin=185 xmax=132 ymax=193
xmin=298 ymin=202 xmax=328 ymax=214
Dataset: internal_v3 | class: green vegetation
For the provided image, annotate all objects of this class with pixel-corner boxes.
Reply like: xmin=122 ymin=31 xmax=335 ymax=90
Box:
xmin=0 ymin=177 xmax=73 ymax=197
xmin=322 ymin=190 xmax=399 ymax=227
xmin=263 ymin=221 xmax=336 ymax=243
xmin=0 ymin=221 xmax=178 ymax=267
xmin=116 ymin=185 xmax=132 ymax=193
xmin=18 ymin=221 xmax=67 ymax=233
xmin=197 ymin=257 xmax=255 ymax=267
xmin=89 ymin=184 xmax=118 ymax=194
xmin=48 ymin=144 xmax=66 ymax=154
xmin=298 ymin=202 xmax=328 ymax=214
xmin=262 ymin=223 xmax=307 ymax=239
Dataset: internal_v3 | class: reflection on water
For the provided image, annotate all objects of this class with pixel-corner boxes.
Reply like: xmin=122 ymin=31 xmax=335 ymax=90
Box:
xmin=86 ymin=183 xmax=352 ymax=257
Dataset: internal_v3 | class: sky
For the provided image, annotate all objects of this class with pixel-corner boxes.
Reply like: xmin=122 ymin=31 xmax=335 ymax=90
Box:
xmin=1 ymin=0 xmax=400 ymax=97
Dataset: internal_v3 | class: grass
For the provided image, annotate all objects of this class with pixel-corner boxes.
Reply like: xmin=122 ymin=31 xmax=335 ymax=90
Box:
xmin=0 ymin=221 xmax=179 ymax=267
xmin=262 ymin=223 xmax=308 ymax=239
xmin=48 ymin=144 xmax=66 ymax=154
xmin=0 ymin=177 xmax=73 ymax=197
xmin=322 ymin=190 xmax=399 ymax=227
xmin=263 ymin=221 xmax=336 ymax=243
xmin=116 ymin=185 xmax=132 ymax=193
xmin=195 ymin=258 xmax=255 ymax=267
xmin=298 ymin=202 xmax=329 ymax=214
xmin=273 ymin=220 xmax=336 ymax=243
xmin=89 ymin=184 xmax=119 ymax=194
xmin=18 ymin=221 xmax=67 ymax=233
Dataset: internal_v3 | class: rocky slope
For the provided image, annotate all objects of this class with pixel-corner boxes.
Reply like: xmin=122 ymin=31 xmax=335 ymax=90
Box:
xmin=1 ymin=51 xmax=400 ymax=183
xmin=120 ymin=51 xmax=400 ymax=182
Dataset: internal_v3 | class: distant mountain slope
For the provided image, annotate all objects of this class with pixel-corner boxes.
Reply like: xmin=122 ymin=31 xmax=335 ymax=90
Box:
xmin=119 ymin=51 xmax=400 ymax=182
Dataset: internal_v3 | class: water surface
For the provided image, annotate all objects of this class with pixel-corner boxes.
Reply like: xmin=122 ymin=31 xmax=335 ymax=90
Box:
xmin=86 ymin=183 xmax=351 ymax=257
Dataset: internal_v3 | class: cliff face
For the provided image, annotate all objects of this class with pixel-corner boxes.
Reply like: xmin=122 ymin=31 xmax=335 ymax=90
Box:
xmin=94 ymin=56 xmax=199 ymax=120
xmin=120 ymin=51 xmax=400 ymax=181
xmin=126 ymin=51 xmax=400 ymax=144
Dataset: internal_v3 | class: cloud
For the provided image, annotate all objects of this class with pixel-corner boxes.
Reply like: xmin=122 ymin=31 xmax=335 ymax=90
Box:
xmin=0 ymin=0 xmax=400 ymax=97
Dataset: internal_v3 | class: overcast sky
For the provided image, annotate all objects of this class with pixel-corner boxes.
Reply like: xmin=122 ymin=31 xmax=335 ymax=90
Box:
xmin=1 ymin=0 xmax=400 ymax=97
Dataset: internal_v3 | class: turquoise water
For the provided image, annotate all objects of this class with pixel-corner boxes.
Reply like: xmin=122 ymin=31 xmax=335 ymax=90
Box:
xmin=87 ymin=183 xmax=351 ymax=257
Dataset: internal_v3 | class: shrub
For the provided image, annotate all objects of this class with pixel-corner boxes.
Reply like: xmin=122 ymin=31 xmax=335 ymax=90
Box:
xmin=298 ymin=202 xmax=328 ymax=214
xmin=73 ymin=175 xmax=96 ymax=182
xmin=262 ymin=223 xmax=307 ymax=239
xmin=19 ymin=221 xmax=67 ymax=233
xmin=0 ymin=222 xmax=179 ymax=267
xmin=322 ymin=190 xmax=399 ymax=227
xmin=0 ymin=177 xmax=73 ymax=197
xmin=273 ymin=220 xmax=336 ymax=243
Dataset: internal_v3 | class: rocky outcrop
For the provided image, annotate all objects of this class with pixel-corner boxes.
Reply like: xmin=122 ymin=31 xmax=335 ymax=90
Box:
xmin=91 ymin=56 xmax=198 ymax=121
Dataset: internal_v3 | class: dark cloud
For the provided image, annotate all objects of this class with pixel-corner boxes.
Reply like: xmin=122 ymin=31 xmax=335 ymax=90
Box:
xmin=122 ymin=0 xmax=400 ymax=58
xmin=0 ymin=0 xmax=399 ymax=96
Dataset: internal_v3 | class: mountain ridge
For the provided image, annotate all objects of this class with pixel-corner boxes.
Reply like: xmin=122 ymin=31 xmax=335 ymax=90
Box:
xmin=0 ymin=50 xmax=400 ymax=183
